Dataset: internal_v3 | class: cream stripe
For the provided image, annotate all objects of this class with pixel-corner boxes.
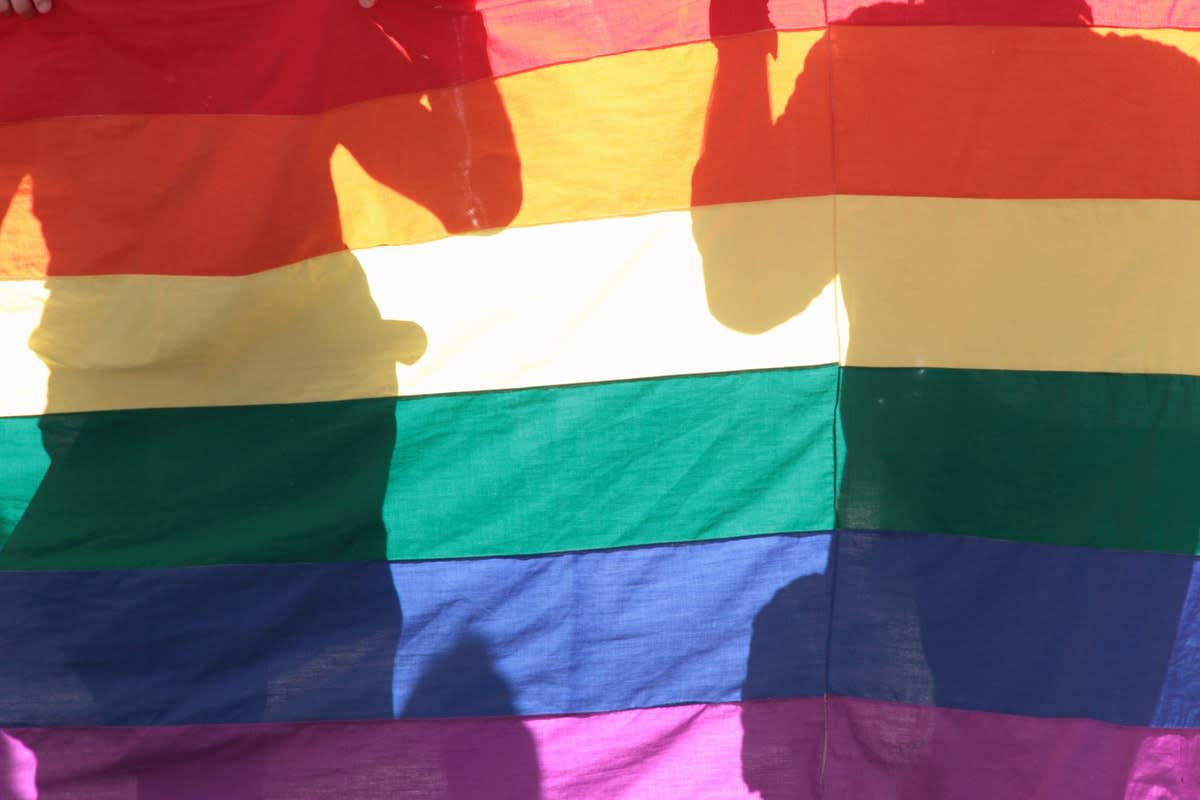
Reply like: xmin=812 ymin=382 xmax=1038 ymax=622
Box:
xmin=12 ymin=194 xmax=1189 ymax=418
xmin=838 ymin=195 xmax=1200 ymax=374
xmin=0 ymin=199 xmax=836 ymax=416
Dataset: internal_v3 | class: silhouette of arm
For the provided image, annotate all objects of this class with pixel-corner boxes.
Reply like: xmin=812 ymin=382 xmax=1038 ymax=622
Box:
xmin=692 ymin=3 xmax=778 ymax=207
xmin=337 ymin=2 xmax=522 ymax=233
xmin=338 ymin=76 xmax=522 ymax=233
xmin=691 ymin=0 xmax=834 ymax=333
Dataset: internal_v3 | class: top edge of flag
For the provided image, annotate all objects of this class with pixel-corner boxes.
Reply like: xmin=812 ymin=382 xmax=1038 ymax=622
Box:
xmin=0 ymin=0 xmax=826 ymax=122
xmin=827 ymin=0 xmax=1200 ymax=28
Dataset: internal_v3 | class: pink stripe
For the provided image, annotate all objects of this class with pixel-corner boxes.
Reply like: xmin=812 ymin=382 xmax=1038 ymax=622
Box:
xmin=4 ymin=699 xmax=1198 ymax=798
xmin=483 ymin=0 xmax=825 ymax=78
xmin=826 ymin=0 xmax=1200 ymax=28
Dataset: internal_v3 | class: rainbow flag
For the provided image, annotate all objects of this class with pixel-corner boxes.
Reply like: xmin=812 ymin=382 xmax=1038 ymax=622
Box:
xmin=2 ymin=0 xmax=1200 ymax=796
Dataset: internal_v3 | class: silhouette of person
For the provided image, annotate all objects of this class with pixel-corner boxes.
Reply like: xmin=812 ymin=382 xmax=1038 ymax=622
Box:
xmin=696 ymin=0 xmax=1200 ymax=546
xmin=740 ymin=576 xmax=829 ymax=800
xmin=401 ymin=635 xmax=542 ymax=800
xmin=0 ymin=2 xmax=522 ymax=797
xmin=701 ymin=1 xmax=1200 ymax=796
xmin=1 ymin=0 xmax=522 ymax=562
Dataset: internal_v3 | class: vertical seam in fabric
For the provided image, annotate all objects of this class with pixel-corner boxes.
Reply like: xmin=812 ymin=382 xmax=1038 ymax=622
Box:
xmin=821 ymin=528 xmax=842 ymax=800
xmin=568 ymin=551 xmax=581 ymax=713
xmin=818 ymin=3 xmax=840 ymax=797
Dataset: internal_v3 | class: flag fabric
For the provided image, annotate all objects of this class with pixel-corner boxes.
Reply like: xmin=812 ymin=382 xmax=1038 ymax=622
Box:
xmin=2 ymin=0 xmax=1199 ymax=797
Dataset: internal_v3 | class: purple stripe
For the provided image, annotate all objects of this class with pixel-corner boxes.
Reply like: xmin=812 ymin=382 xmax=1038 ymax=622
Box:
xmin=1 ymin=703 xmax=822 ymax=800
xmin=5 ymin=698 xmax=1198 ymax=799
xmin=824 ymin=697 xmax=1200 ymax=800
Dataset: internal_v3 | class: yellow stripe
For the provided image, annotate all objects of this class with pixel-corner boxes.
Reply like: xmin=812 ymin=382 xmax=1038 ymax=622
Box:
xmin=1 ymin=199 xmax=836 ymax=416
xmin=837 ymin=195 xmax=1200 ymax=374
xmin=12 ymin=194 xmax=1193 ymax=417
xmin=332 ymin=29 xmax=821 ymax=247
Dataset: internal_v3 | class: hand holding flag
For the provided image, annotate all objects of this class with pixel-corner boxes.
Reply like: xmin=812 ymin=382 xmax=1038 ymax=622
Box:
xmin=0 ymin=0 xmax=51 ymax=18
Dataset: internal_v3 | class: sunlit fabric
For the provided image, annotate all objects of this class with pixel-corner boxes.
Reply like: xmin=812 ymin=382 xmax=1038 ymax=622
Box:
xmin=3 ymin=0 xmax=1200 ymax=797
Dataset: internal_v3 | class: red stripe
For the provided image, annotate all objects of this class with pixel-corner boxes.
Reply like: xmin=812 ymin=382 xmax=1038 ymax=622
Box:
xmin=0 ymin=0 xmax=825 ymax=121
xmin=4 ymin=3 xmax=1199 ymax=123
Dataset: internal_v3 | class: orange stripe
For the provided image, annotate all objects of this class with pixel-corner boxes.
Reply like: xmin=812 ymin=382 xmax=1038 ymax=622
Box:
xmin=0 ymin=33 xmax=823 ymax=278
xmin=832 ymin=25 xmax=1200 ymax=198
xmin=5 ymin=26 xmax=1199 ymax=280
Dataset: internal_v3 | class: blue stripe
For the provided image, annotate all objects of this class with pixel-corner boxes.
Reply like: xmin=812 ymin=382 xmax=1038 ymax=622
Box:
xmin=830 ymin=530 xmax=1200 ymax=728
xmin=0 ymin=535 xmax=830 ymax=727
xmin=3 ymin=530 xmax=1197 ymax=728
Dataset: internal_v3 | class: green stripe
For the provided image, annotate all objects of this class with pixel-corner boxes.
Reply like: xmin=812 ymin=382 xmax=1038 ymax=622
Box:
xmin=837 ymin=367 xmax=1200 ymax=555
xmin=13 ymin=364 xmax=1183 ymax=569
xmin=0 ymin=367 xmax=837 ymax=569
